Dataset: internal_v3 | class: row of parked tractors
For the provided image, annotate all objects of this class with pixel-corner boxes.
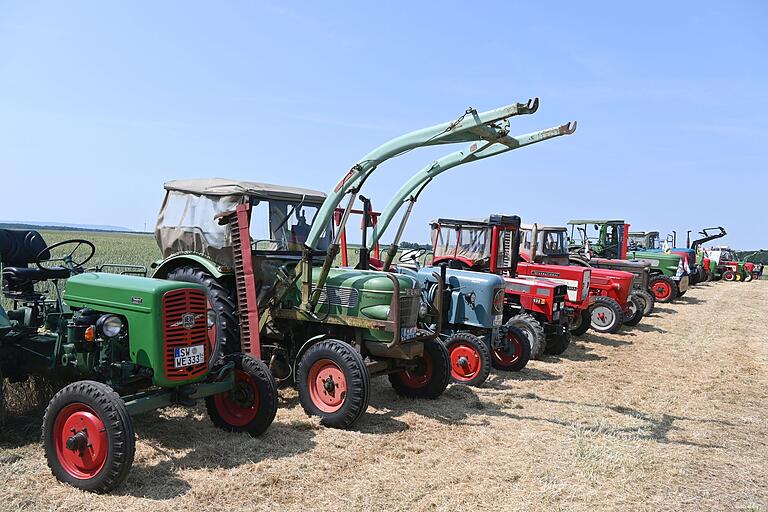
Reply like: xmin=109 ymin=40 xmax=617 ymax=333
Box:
xmin=0 ymin=101 xmax=759 ymax=493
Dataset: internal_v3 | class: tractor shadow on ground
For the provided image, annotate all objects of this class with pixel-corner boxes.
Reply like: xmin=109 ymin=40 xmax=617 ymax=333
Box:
xmin=648 ymin=306 xmax=676 ymax=315
xmin=576 ymin=332 xmax=634 ymax=347
xmin=630 ymin=323 xmax=669 ymax=334
xmin=495 ymin=392 xmax=734 ymax=449
xmin=676 ymin=295 xmax=706 ymax=305
xmin=115 ymin=410 xmax=317 ymax=500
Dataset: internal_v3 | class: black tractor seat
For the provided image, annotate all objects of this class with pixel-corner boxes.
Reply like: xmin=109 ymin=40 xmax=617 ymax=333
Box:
xmin=3 ymin=266 xmax=71 ymax=285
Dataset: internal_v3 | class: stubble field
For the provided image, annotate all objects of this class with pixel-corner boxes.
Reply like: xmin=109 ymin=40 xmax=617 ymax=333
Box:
xmin=0 ymin=231 xmax=766 ymax=511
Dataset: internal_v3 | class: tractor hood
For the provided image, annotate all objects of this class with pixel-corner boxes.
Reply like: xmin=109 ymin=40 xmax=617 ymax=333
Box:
xmin=626 ymin=250 xmax=684 ymax=276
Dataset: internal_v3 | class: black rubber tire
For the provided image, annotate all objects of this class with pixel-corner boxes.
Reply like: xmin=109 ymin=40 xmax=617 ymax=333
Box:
xmin=649 ymin=275 xmax=679 ymax=303
xmin=722 ymin=270 xmax=736 ymax=282
xmin=623 ymin=294 xmax=644 ymax=326
xmin=744 ymin=272 xmax=753 ymax=282
xmin=42 ymin=381 xmax=135 ymax=493
xmin=506 ymin=313 xmax=546 ymax=360
xmin=589 ymin=296 xmax=624 ymax=334
xmin=570 ymin=309 xmax=591 ymax=336
xmin=389 ymin=338 xmax=450 ymax=399
xmin=634 ymin=289 xmax=655 ymax=316
xmin=166 ymin=266 xmax=238 ymax=357
xmin=443 ymin=332 xmax=491 ymax=387
xmin=491 ymin=323 xmax=531 ymax=372
xmin=205 ymin=353 xmax=278 ymax=437
xmin=297 ymin=340 xmax=370 ymax=429
xmin=545 ymin=331 xmax=570 ymax=355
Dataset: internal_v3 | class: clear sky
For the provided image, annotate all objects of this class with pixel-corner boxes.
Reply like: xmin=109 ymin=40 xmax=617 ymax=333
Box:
xmin=1 ymin=1 xmax=765 ymax=248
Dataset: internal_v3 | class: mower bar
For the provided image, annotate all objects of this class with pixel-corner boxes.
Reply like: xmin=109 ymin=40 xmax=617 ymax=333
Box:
xmin=304 ymin=100 xmax=539 ymax=250
xmin=368 ymin=121 xmax=577 ymax=252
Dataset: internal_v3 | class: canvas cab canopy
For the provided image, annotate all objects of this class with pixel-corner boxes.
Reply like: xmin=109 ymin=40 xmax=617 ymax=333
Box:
xmin=156 ymin=178 xmax=330 ymax=266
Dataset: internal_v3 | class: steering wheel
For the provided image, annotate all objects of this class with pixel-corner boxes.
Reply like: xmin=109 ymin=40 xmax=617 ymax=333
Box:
xmin=36 ymin=239 xmax=96 ymax=272
xmin=399 ymin=248 xmax=427 ymax=264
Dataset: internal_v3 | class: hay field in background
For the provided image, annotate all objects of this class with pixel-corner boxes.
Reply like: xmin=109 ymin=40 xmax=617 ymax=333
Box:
xmin=0 ymin=231 xmax=766 ymax=511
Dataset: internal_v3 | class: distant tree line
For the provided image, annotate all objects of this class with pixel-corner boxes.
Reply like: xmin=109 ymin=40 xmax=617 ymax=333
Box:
xmin=400 ymin=241 xmax=433 ymax=250
xmin=736 ymin=250 xmax=768 ymax=264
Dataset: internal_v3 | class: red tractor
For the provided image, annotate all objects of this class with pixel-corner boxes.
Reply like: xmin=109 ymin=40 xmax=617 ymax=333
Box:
xmin=519 ymin=223 xmax=643 ymax=335
xmin=429 ymin=215 xmax=572 ymax=359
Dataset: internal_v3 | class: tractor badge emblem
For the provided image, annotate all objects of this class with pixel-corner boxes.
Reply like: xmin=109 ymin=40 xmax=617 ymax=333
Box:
xmin=171 ymin=313 xmax=202 ymax=330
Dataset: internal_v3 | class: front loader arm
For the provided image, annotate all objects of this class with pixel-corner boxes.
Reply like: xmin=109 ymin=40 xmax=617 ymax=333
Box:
xmin=304 ymin=100 xmax=540 ymax=250
xmin=691 ymin=226 xmax=727 ymax=251
xmin=368 ymin=121 xmax=578 ymax=254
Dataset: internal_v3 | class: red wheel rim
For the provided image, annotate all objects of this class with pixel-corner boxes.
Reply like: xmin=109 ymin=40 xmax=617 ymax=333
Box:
xmin=493 ymin=330 xmax=522 ymax=366
xmin=212 ymin=369 xmax=261 ymax=426
xmin=398 ymin=350 xmax=433 ymax=389
xmin=448 ymin=342 xmax=482 ymax=382
xmin=53 ymin=403 xmax=108 ymax=480
xmin=652 ymin=281 xmax=672 ymax=300
xmin=307 ymin=359 xmax=347 ymax=413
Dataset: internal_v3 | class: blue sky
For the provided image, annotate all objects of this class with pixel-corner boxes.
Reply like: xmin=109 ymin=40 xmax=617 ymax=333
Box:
xmin=0 ymin=1 xmax=765 ymax=248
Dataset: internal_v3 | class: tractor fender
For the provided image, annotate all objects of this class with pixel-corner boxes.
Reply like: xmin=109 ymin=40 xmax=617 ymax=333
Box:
xmin=150 ymin=253 xmax=232 ymax=279
xmin=292 ymin=333 xmax=334 ymax=377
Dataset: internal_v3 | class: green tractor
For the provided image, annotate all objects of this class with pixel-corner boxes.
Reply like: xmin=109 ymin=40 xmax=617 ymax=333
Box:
xmin=0 ymin=230 xmax=278 ymax=492
xmin=151 ymin=103 xmax=537 ymax=428
xmin=567 ymin=220 xmax=690 ymax=303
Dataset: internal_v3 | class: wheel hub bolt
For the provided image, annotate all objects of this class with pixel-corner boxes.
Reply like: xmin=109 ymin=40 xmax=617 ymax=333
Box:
xmin=66 ymin=430 xmax=88 ymax=452
xmin=457 ymin=356 xmax=469 ymax=367
xmin=323 ymin=376 xmax=335 ymax=393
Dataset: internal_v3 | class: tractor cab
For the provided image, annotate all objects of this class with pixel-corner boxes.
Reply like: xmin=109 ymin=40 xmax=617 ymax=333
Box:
xmin=567 ymin=220 xmax=629 ymax=260
xmin=628 ymin=231 xmax=661 ymax=251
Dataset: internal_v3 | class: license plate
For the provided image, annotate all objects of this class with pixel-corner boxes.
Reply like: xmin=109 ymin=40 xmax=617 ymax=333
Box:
xmin=493 ymin=314 xmax=503 ymax=327
xmin=174 ymin=345 xmax=205 ymax=368
xmin=401 ymin=326 xmax=417 ymax=341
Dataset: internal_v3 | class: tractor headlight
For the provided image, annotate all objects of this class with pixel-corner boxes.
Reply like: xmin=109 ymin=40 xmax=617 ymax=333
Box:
xmin=207 ymin=310 xmax=216 ymax=329
xmin=418 ymin=302 xmax=429 ymax=319
xmin=97 ymin=315 xmax=123 ymax=337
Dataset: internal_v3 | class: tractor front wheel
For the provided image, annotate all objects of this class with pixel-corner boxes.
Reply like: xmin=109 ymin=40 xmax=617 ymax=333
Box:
xmin=649 ymin=275 xmax=679 ymax=302
xmin=570 ymin=309 xmax=591 ymax=336
xmin=505 ymin=313 xmax=546 ymax=360
xmin=634 ymin=289 xmax=655 ymax=316
xmin=545 ymin=332 xmax=571 ymax=355
xmin=491 ymin=323 xmax=531 ymax=371
xmin=589 ymin=296 xmax=624 ymax=334
xmin=298 ymin=340 xmax=370 ymax=429
xmin=623 ymin=295 xmax=644 ymax=326
xmin=206 ymin=353 xmax=278 ymax=437
xmin=443 ymin=332 xmax=491 ymax=386
xmin=42 ymin=381 xmax=135 ymax=493
xmin=722 ymin=270 xmax=736 ymax=282
xmin=389 ymin=338 xmax=450 ymax=399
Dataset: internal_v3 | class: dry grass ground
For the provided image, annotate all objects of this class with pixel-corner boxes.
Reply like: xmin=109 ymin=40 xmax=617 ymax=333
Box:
xmin=1 ymin=281 xmax=766 ymax=512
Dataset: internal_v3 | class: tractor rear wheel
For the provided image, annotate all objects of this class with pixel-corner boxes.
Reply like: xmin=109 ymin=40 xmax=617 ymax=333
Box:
xmin=570 ymin=309 xmax=591 ymax=336
xmin=206 ymin=353 xmax=278 ymax=437
xmin=722 ymin=269 xmax=736 ymax=281
xmin=298 ymin=340 xmax=370 ymax=429
xmin=443 ymin=332 xmax=491 ymax=386
xmin=42 ymin=381 xmax=135 ymax=493
xmin=505 ymin=313 xmax=546 ymax=359
xmin=649 ymin=275 xmax=678 ymax=303
xmin=545 ymin=332 xmax=571 ymax=355
xmin=166 ymin=266 xmax=238 ymax=358
xmin=589 ymin=296 xmax=624 ymax=334
xmin=389 ymin=338 xmax=450 ymax=399
xmin=491 ymin=323 xmax=531 ymax=371
xmin=623 ymin=295 xmax=644 ymax=326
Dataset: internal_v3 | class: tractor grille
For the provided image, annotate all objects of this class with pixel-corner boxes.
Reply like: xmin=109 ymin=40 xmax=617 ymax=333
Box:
xmin=317 ymin=286 xmax=360 ymax=309
xmin=399 ymin=293 xmax=420 ymax=328
xmin=162 ymin=288 xmax=209 ymax=381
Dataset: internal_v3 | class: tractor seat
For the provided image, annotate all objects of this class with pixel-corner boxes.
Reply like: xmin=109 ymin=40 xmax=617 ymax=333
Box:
xmin=2 ymin=266 xmax=71 ymax=286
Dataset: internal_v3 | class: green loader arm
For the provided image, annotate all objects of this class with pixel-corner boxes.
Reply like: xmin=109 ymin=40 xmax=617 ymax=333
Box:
xmin=304 ymin=100 xmax=542 ymax=310
xmin=305 ymin=100 xmax=540 ymax=250
xmin=366 ymin=121 xmax=577 ymax=268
